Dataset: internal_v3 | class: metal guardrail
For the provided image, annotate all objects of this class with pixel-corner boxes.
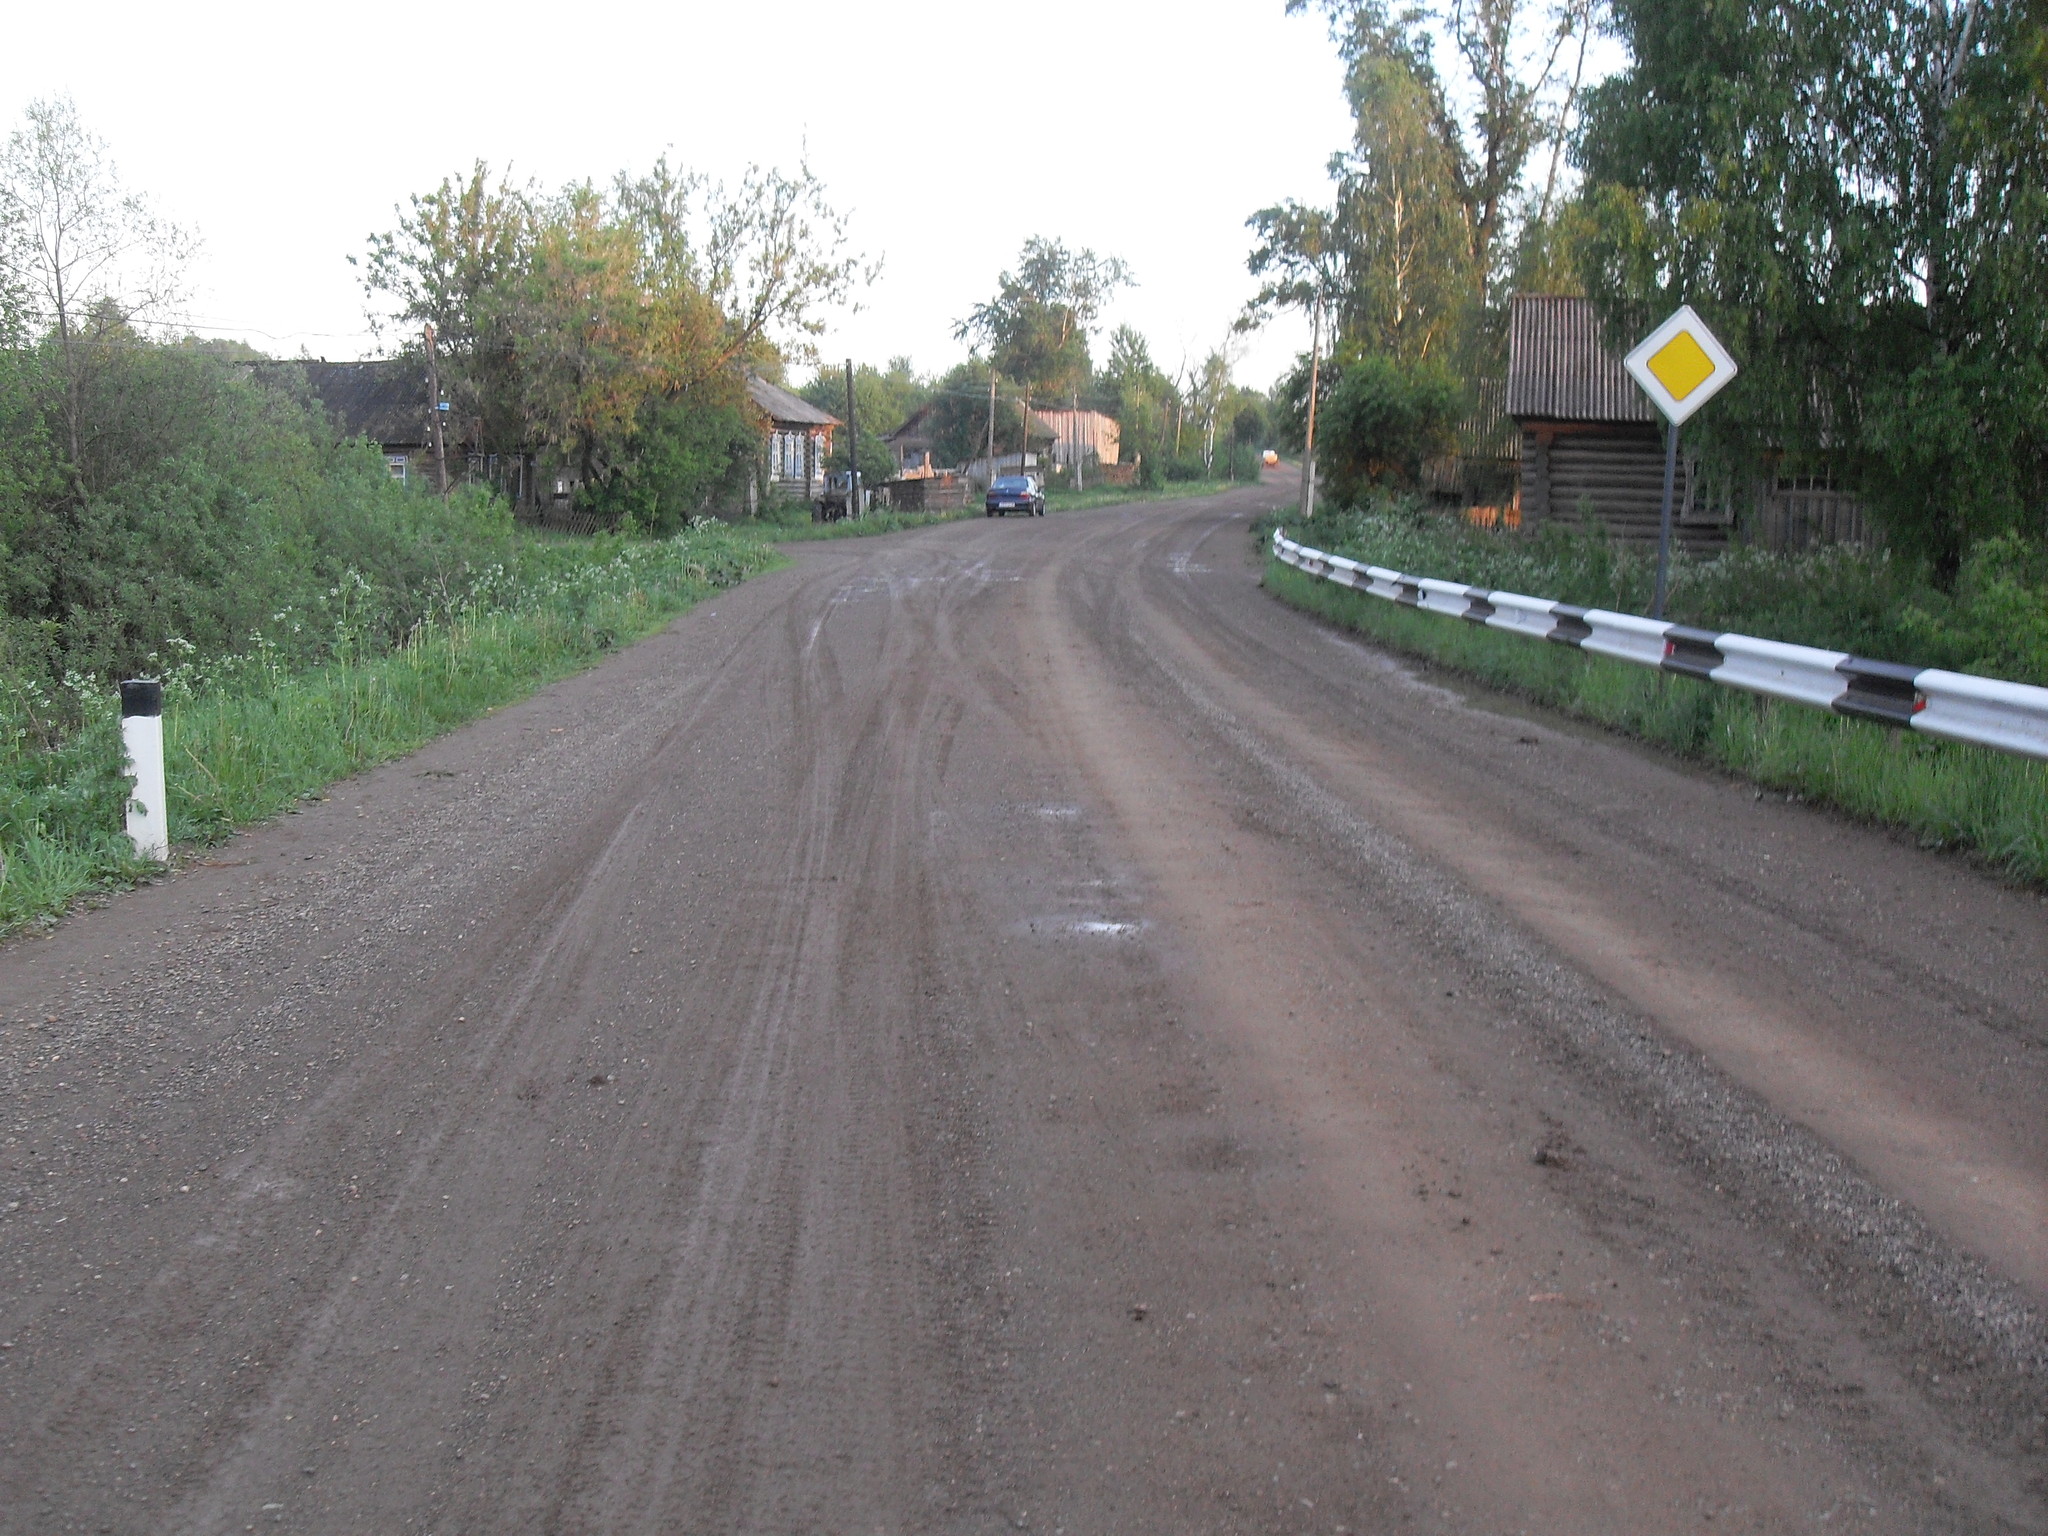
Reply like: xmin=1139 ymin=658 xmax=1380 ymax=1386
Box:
xmin=1272 ymin=529 xmax=2048 ymax=762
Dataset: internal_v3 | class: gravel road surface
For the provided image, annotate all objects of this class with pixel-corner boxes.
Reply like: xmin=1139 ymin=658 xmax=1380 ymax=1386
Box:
xmin=3 ymin=473 xmax=2045 ymax=1534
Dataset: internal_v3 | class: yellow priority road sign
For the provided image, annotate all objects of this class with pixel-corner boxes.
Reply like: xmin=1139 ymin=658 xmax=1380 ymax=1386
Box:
xmin=1623 ymin=305 xmax=1738 ymax=425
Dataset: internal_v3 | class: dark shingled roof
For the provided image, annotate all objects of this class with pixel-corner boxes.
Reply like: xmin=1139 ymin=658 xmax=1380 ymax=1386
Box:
xmin=296 ymin=361 xmax=433 ymax=446
xmin=1506 ymin=295 xmax=1655 ymax=425
xmin=746 ymin=372 xmax=840 ymax=429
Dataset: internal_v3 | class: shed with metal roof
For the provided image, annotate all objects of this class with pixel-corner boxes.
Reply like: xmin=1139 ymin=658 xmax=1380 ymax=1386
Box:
xmin=1508 ymin=296 xmax=1728 ymax=549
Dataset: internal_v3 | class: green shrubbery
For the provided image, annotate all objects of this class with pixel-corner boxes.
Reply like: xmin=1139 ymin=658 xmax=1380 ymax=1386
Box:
xmin=0 ymin=342 xmax=529 ymax=719
xmin=1278 ymin=501 xmax=2048 ymax=684
xmin=0 ymin=334 xmax=784 ymax=934
xmin=1316 ymin=357 xmax=1465 ymax=503
xmin=0 ymin=521 xmax=777 ymax=934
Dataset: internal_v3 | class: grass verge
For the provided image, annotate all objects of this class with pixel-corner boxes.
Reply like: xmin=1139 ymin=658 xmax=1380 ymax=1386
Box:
xmin=1263 ymin=558 xmax=2048 ymax=887
xmin=1048 ymin=476 xmax=1255 ymax=513
xmin=752 ymin=505 xmax=983 ymax=542
xmin=1 ymin=527 xmax=779 ymax=937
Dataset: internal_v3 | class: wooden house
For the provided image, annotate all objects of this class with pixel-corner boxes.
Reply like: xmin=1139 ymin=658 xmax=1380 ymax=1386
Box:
xmin=1030 ymin=408 xmax=1120 ymax=474
xmin=1507 ymin=295 xmax=1728 ymax=550
xmin=277 ymin=360 xmax=547 ymax=509
xmin=290 ymin=360 xmax=433 ymax=481
xmin=745 ymin=373 xmax=838 ymax=502
xmin=883 ymin=400 xmax=943 ymax=478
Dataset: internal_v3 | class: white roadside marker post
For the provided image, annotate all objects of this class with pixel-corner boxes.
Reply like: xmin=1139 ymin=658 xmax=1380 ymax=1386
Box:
xmin=1622 ymin=304 xmax=1739 ymax=619
xmin=120 ymin=679 xmax=169 ymax=861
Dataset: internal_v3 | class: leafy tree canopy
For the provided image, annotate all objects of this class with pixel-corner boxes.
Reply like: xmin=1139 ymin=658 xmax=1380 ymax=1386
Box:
xmin=1317 ymin=354 xmax=1466 ymax=502
xmin=360 ymin=157 xmax=865 ymax=520
xmin=1576 ymin=0 xmax=2048 ymax=569
xmin=954 ymin=238 xmax=1132 ymax=397
xmin=0 ymin=94 xmax=195 ymax=486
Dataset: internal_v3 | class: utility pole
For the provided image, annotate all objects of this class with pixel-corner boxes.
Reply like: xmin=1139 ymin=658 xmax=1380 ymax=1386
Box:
xmin=1302 ymin=292 xmax=1324 ymax=521
xmin=986 ymin=369 xmax=998 ymax=485
xmin=1019 ymin=394 xmax=1032 ymax=479
xmin=1072 ymin=390 xmax=1084 ymax=491
xmin=424 ymin=323 xmax=448 ymax=497
xmin=844 ymin=358 xmax=859 ymax=517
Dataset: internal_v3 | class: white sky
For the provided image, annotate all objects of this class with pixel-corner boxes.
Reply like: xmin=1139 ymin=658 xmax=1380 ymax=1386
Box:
xmin=2 ymin=0 xmax=1361 ymax=397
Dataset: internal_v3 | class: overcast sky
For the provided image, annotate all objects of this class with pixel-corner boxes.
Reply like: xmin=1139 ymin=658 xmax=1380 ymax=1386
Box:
xmin=3 ymin=0 xmax=1361 ymax=395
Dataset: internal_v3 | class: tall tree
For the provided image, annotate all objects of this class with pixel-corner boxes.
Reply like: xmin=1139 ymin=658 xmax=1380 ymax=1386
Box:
xmin=1243 ymin=198 xmax=1349 ymax=336
xmin=1331 ymin=55 xmax=1473 ymax=360
xmin=1092 ymin=325 xmax=1181 ymax=470
xmin=955 ymin=238 xmax=1132 ymax=396
xmin=357 ymin=164 xmax=537 ymax=454
xmin=1577 ymin=0 xmax=2048 ymax=568
xmin=362 ymin=158 xmax=863 ymax=507
xmin=1288 ymin=0 xmax=1594 ymax=303
xmin=0 ymin=96 xmax=192 ymax=484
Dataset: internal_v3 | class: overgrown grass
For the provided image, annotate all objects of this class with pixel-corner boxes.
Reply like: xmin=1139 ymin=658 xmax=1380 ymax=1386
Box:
xmin=0 ymin=525 xmax=779 ymax=936
xmin=1262 ymin=558 xmax=2048 ymax=887
xmin=750 ymin=504 xmax=984 ymax=542
xmin=1048 ymin=475 xmax=1261 ymax=513
xmin=1272 ymin=502 xmax=2048 ymax=683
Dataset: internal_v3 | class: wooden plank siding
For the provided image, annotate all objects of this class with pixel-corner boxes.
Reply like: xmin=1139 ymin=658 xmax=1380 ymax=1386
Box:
xmin=1509 ymin=298 xmax=1731 ymax=551
xmin=1749 ymin=480 xmax=1872 ymax=552
xmin=1506 ymin=294 xmax=1876 ymax=553
xmin=1521 ymin=426 xmax=1731 ymax=551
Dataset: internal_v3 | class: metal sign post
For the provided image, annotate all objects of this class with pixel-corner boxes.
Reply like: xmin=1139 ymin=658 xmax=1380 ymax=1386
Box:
xmin=1622 ymin=305 xmax=1739 ymax=618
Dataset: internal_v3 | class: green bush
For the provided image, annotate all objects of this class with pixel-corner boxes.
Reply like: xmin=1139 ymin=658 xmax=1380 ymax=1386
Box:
xmin=0 ymin=342 xmax=526 ymax=719
xmin=0 ymin=329 xmax=789 ymax=934
xmin=1276 ymin=498 xmax=2048 ymax=684
xmin=1317 ymin=356 xmax=1465 ymax=503
xmin=579 ymin=391 xmax=761 ymax=535
xmin=0 ymin=525 xmax=777 ymax=934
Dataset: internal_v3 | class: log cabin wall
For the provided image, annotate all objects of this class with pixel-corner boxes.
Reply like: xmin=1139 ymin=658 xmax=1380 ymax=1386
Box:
xmin=1508 ymin=297 xmax=1731 ymax=552
xmin=1519 ymin=423 xmax=1730 ymax=551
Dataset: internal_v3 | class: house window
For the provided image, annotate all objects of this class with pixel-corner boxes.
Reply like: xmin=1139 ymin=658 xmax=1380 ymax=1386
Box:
xmin=384 ymin=454 xmax=409 ymax=481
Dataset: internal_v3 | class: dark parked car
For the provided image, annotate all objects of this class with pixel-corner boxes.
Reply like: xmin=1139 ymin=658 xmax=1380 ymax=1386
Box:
xmin=985 ymin=474 xmax=1045 ymax=517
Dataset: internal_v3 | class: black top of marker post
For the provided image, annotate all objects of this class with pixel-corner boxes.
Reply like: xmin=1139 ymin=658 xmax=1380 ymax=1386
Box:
xmin=119 ymin=679 xmax=163 ymax=718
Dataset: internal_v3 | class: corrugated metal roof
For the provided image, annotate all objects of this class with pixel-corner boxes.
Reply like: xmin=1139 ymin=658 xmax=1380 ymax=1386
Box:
xmin=1506 ymin=295 xmax=1655 ymax=424
xmin=1460 ymin=375 xmax=1518 ymax=458
xmin=746 ymin=372 xmax=841 ymax=428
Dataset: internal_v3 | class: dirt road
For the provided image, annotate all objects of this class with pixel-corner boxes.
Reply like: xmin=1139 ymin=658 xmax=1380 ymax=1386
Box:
xmin=4 ymin=476 xmax=2045 ymax=1534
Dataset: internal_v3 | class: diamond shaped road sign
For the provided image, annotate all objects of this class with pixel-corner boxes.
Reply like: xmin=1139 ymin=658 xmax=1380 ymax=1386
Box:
xmin=1623 ymin=304 xmax=1738 ymax=426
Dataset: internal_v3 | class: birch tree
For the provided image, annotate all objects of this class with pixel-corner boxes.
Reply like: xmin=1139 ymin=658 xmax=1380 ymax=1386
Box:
xmin=0 ymin=96 xmax=192 ymax=483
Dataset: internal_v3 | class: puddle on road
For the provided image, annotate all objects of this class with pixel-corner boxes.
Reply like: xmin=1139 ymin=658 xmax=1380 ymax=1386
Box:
xmin=1009 ymin=913 xmax=1148 ymax=941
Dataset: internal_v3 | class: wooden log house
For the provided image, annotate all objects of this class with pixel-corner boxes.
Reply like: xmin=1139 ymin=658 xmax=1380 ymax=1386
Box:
xmin=1507 ymin=295 xmax=1730 ymax=551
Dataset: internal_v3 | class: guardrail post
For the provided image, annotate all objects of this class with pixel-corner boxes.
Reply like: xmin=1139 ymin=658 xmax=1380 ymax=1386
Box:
xmin=120 ymin=679 xmax=168 ymax=861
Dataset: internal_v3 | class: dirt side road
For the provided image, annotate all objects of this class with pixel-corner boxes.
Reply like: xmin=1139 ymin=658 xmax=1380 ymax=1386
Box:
xmin=2 ymin=476 xmax=2045 ymax=1534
